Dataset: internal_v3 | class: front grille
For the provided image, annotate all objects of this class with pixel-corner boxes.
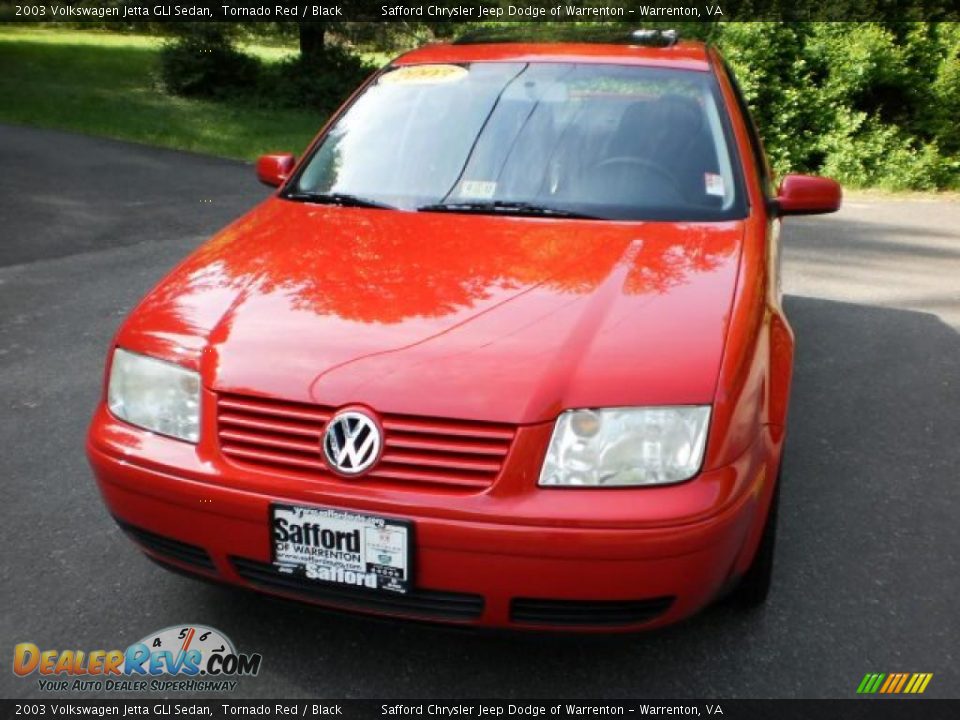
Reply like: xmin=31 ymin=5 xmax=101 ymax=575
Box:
xmin=231 ymin=557 xmax=485 ymax=622
xmin=116 ymin=520 xmax=215 ymax=572
xmin=510 ymin=596 xmax=675 ymax=627
xmin=217 ymin=393 xmax=514 ymax=491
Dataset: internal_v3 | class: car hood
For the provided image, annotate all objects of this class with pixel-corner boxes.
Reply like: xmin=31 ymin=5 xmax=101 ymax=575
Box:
xmin=120 ymin=198 xmax=744 ymax=424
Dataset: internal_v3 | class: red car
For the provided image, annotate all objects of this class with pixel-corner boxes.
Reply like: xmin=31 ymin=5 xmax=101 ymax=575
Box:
xmin=88 ymin=31 xmax=841 ymax=631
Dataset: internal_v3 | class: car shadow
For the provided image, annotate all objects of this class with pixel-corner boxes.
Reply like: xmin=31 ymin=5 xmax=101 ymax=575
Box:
xmin=164 ymin=295 xmax=959 ymax=698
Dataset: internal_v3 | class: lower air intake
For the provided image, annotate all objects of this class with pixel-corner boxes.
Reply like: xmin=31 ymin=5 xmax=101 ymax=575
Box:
xmin=510 ymin=596 xmax=674 ymax=627
xmin=116 ymin=520 xmax=215 ymax=572
xmin=230 ymin=557 xmax=484 ymax=622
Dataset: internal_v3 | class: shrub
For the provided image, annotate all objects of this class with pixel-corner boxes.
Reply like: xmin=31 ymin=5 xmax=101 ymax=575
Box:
xmin=714 ymin=22 xmax=960 ymax=190
xmin=929 ymin=24 xmax=960 ymax=157
xmin=257 ymin=44 xmax=374 ymax=116
xmin=154 ymin=22 xmax=960 ymax=190
xmin=159 ymin=26 xmax=373 ymax=119
xmin=819 ymin=108 xmax=954 ymax=190
xmin=716 ymin=23 xmax=825 ymax=179
xmin=159 ymin=25 xmax=259 ymax=100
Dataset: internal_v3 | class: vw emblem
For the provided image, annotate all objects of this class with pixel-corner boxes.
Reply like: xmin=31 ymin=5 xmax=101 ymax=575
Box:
xmin=322 ymin=410 xmax=382 ymax=476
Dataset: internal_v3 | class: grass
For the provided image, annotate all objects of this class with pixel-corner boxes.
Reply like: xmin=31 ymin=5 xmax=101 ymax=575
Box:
xmin=844 ymin=188 xmax=960 ymax=202
xmin=0 ymin=27 xmax=323 ymax=160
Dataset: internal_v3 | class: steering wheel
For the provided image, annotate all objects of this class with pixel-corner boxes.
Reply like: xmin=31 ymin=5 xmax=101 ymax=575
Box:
xmin=590 ymin=157 xmax=684 ymax=201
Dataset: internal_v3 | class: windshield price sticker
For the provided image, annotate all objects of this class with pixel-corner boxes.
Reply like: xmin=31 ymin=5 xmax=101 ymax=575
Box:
xmin=380 ymin=64 xmax=468 ymax=85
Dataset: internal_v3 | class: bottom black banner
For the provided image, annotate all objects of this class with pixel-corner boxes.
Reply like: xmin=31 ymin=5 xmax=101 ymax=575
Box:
xmin=2 ymin=700 xmax=959 ymax=720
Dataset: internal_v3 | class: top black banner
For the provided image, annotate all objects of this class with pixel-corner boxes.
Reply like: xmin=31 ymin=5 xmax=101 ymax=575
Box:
xmin=0 ymin=0 xmax=959 ymax=22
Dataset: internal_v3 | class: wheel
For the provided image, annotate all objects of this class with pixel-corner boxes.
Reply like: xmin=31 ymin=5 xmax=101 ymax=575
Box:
xmin=727 ymin=466 xmax=781 ymax=608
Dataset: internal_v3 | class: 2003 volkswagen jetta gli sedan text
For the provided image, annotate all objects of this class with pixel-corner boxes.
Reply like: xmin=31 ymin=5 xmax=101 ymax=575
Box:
xmin=87 ymin=31 xmax=841 ymax=631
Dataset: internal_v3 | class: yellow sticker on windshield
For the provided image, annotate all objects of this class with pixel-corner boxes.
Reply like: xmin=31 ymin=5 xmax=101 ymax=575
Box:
xmin=380 ymin=64 xmax=468 ymax=85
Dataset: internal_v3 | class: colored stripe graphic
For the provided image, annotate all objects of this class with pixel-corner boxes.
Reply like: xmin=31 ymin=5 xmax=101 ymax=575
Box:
xmin=857 ymin=673 xmax=932 ymax=694
xmin=881 ymin=673 xmax=906 ymax=693
xmin=857 ymin=673 xmax=885 ymax=693
xmin=906 ymin=673 xmax=934 ymax=694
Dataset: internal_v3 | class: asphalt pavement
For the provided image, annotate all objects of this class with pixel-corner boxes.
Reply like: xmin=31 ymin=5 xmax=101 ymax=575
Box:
xmin=1 ymin=124 xmax=958 ymax=699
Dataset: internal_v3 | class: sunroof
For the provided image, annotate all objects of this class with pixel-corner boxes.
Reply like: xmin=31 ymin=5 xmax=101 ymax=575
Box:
xmin=453 ymin=27 xmax=680 ymax=47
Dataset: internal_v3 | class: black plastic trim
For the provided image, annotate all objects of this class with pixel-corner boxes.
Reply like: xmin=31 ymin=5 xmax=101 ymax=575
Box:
xmin=510 ymin=596 xmax=674 ymax=627
xmin=230 ymin=557 xmax=484 ymax=622
xmin=115 ymin=519 xmax=215 ymax=572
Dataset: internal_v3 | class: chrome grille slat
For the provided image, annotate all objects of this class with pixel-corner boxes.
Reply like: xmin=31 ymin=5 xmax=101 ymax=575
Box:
xmin=217 ymin=393 xmax=514 ymax=491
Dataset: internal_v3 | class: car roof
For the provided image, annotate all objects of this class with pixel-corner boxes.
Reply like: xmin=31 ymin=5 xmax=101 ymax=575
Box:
xmin=393 ymin=40 xmax=712 ymax=73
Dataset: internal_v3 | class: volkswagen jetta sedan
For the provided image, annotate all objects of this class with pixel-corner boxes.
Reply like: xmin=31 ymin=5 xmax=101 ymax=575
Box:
xmin=88 ymin=33 xmax=841 ymax=631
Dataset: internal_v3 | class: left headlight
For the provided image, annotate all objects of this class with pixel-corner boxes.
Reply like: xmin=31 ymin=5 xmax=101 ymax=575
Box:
xmin=538 ymin=406 xmax=711 ymax=487
xmin=107 ymin=348 xmax=201 ymax=443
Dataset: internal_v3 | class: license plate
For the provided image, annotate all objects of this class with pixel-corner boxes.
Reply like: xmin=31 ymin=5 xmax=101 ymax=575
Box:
xmin=271 ymin=504 xmax=412 ymax=594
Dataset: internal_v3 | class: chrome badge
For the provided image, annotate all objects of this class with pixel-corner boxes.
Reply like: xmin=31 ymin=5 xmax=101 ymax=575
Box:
xmin=322 ymin=410 xmax=381 ymax=475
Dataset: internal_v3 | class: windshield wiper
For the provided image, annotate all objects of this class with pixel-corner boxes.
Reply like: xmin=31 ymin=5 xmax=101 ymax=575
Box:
xmin=285 ymin=192 xmax=396 ymax=210
xmin=417 ymin=201 xmax=599 ymax=220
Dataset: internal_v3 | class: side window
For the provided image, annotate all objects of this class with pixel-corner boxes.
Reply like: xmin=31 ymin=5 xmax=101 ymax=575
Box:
xmin=720 ymin=60 xmax=775 ymax=199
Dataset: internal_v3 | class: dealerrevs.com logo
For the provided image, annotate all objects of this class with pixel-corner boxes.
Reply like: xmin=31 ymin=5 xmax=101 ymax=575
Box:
xmin=13 ymin=625 xmax=262 ymax=693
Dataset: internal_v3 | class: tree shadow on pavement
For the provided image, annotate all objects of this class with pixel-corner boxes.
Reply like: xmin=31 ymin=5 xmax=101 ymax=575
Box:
xmin=781 ymin=211 xmax=960 ymax=328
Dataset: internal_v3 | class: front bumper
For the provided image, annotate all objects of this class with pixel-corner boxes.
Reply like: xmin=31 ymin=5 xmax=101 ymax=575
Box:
xmin=87 ymin=404 xmax=780 ymax=632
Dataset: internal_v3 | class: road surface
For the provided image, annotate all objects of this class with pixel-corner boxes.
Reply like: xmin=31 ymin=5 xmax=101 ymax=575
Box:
xmin=1 ymin=124 xmax=957 ymax=699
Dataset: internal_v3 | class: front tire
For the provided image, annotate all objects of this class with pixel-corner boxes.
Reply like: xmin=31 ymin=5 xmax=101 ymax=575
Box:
xmin=728 ymin=468 xmax=781 ymax=608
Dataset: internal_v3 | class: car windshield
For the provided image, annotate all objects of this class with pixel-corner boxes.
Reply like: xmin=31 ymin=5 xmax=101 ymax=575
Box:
xmin=290 ymin=62 xmax=746 ymax=221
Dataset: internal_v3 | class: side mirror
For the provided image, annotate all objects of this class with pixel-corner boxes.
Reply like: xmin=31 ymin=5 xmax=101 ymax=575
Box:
xmin=256 ymin=153 xmax=296 ymax=188
xmin=775 ymin=174 xmax=842 ymax=216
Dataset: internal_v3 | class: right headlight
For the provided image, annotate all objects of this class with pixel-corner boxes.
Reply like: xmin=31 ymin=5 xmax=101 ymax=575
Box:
xmin=107 ymin=348 xmax=201 ymax=443
xmin=538 ymin=406 xmax=711 ymax=487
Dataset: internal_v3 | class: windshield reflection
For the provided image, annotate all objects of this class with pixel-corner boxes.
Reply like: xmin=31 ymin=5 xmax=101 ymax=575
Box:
xmin=289 ymin=62 xmax=745 ymax=222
